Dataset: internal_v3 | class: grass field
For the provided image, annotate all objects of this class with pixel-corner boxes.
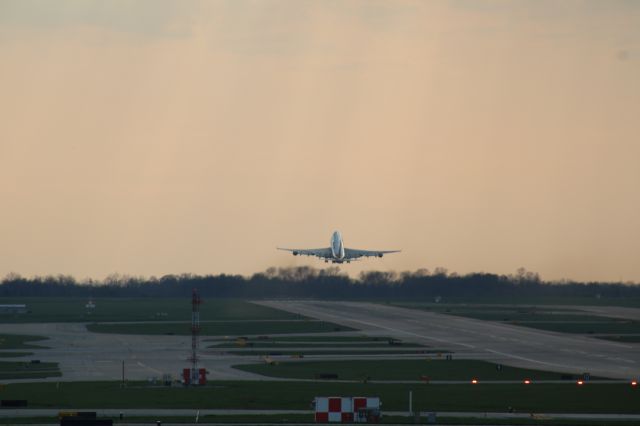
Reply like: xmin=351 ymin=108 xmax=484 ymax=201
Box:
xmin=0 ymin=361 xmax=60 ymax=379
xmin=208 ymin=335 xmax=427 ymax=351
xmin=392 ymin=303 xmax=595 ymax=322
xmin=3 ymin=297 xmax=640 ymax=324
xmin=0 ymin=334 xmax=48 ymax=349
xmin=1 ymin=381 xmax=638 ymax=413
xmin=0 ymin=298 xmax=302 ymax=323
xmin=2 ymin=415 xmax=640 ymax=426
xmin=389 ymin=297 xmax=640 ymax=307
xmin=87 ymin=320 xmax=353 ymax=336
xmin=0 ymin=351 xmax=32 ymax=357
xmin=226 ymin=349 xmax=441 ymax=356
xmin=232 ymin=360 xmax=590 ymax=381
xmin=596 ymin=335 xmax=640 ymax=343
xmin=209 ymin=336 xmax=423 ymax=348
xmin=3 ymin=416 xmax=640 ymax=426
xmin=7 ymin=297 xmax=638 ymax=324
xmin=207 ymin=335 xmax=394 ymax=343
xmin=510 ymin=321 xmax=640 ymax=334
xmin=211 ymin=342 xmax=424 ymax=348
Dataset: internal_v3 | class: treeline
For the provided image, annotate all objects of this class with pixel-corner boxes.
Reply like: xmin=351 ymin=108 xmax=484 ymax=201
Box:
xmin=1 ymin=267 xmax=639 ymax=300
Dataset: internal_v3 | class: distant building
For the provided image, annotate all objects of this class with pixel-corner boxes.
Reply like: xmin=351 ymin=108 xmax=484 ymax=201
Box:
xmin=0 ymin=304 xmax=27 ymax=314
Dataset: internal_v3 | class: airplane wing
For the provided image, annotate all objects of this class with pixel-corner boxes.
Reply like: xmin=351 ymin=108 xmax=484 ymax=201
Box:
xmin=344 ymin=248 xmax=401 ymax=259
xmin=277 ymin=247 xmax=333 ymax=259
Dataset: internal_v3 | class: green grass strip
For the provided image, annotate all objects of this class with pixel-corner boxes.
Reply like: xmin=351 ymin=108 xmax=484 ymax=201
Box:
xmin=1 ymin=381 xmax=638 ymax=413
xmin=87 ymin=321 xmax=354 ymax=336
xmin=232 ymin=359 xmax=596 ymax=381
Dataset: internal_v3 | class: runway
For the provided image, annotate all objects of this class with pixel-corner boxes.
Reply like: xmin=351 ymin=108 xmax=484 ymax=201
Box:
xmin=256 ymin=301 xmax=640 ymax=380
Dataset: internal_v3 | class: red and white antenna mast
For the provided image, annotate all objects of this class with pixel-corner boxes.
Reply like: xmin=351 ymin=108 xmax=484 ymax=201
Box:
xmin=189 ymin=288 xmax=202 ymax=382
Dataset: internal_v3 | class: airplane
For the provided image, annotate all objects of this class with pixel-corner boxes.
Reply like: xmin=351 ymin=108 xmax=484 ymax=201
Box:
xmin=278 ymin=231 xmax=401 ymax=264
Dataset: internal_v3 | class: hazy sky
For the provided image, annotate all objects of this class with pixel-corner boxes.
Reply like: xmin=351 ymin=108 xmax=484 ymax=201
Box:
xmin=1 ymin=0 xmax=639 ymax=282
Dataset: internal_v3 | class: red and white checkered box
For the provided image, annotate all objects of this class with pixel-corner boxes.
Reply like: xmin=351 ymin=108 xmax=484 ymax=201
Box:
xmin=314 ymin=396 xmax=379 ymax=423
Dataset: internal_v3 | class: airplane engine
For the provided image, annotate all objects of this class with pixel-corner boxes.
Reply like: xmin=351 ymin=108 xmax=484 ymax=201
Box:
xmin=378 ymin=253 xmax=383 ymax=258
xmin=293 ymin=251 xmax=299 ymax=256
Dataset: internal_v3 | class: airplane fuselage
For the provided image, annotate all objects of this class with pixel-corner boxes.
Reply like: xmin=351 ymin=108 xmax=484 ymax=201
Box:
xmin=330 ymin=231 xmax=346 ymax=261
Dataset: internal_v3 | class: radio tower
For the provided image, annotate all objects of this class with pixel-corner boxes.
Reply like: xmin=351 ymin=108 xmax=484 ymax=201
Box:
xmin=189 ymin=288 xmax=202 ymax=384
